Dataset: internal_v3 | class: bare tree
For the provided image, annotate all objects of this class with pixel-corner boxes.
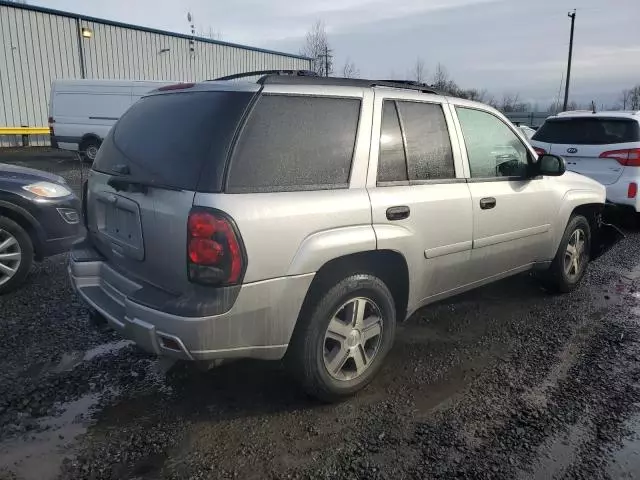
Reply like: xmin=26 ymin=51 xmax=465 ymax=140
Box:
xmin=500 ymin=93 xmax=529 ymax=112
xmin=430 ymin=63 xmax=461 ymax=95
xmin=461 ymin=88 xmax=489 ymax=102
xmin=631 ymin=86 xmax=640 ymax=110
xmin=301 ymin=20 xmax=332 ymax=77
xmin=411 ymin=57 xmax=426 ymax=83
xmin=431 ymin=63 xmax=450 ymax=90
xmin=342 ymin=58 xmax=359 ymax=78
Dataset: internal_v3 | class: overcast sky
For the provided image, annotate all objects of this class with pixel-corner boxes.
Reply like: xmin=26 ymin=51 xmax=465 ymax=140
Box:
xmin=31 ymin=0 xmax=640 ymax=108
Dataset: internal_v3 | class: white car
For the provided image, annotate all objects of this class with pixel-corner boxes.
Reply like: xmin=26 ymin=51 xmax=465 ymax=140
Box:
xmin=519 ymin=125 xmax=536 ymax=139
xmin=531 ymin=111 xmax=640 ymax=212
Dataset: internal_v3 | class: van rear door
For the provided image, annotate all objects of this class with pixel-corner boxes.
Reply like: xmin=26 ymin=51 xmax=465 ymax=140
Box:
xmin=87 ymin=86 xmax=256 ymax=294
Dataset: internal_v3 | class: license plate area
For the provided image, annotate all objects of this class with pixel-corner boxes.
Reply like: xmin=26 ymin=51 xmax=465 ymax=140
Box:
xmin=95 ymin=192 xmax=145 ymax=261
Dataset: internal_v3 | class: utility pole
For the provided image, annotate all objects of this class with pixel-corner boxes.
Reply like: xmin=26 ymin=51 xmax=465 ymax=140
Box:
xmin=563 ymin=9 xmax=576 ymax=111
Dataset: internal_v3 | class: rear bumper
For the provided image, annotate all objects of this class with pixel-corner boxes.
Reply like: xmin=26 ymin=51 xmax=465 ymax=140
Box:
xmin=68 ymin=241 xmax=313 ymax=361
xmin=605 ymin=175 xmax=640 ymax=212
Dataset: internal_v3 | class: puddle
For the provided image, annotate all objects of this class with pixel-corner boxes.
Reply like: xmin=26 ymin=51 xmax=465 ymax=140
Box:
xmin=44 ymin=340 xmax=134 ymax=375
xmin=608 ymin=413 xmax=640 ymax=479
xmin=0 ymin=394 xmax=99 ymax=480
xmin=522 ymin=421 xmax=589 ymax=480
xmin=83 ymin=339 xmax=133 ymax=361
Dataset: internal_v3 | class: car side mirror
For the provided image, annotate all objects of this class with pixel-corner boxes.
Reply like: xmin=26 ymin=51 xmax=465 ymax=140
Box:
xmin=536 ymin=154 xmax=566 ymax=177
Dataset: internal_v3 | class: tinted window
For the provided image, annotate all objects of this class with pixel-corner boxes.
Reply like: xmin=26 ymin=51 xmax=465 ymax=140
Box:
xmin=93 ymin=91 xmax=252 ymax=191
xmin=227 ymin=95 xmax=360 ymax=193
xmin=532 ymin=118 xmax=640 ymax=145
xmin=377 ymin=101 xmax=407 ymax=183
xmin=456 ymin=107 xmax=529 ymax=178
xmin=396 ymin=101 xmax=454 ymax=180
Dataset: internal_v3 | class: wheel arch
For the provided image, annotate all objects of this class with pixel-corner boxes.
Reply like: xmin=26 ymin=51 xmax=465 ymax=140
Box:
xmin=0 ymin=201 xmax=44 ymax=260
xmin=294 ymin=249 xmax=410 ymax=328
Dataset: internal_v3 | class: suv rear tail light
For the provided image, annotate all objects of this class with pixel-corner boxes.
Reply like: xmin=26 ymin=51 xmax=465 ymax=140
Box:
xmin=533 ymin=147 xmax=546 ymax=156
xmin=187 ymin=209 xmax=245 ymax=286
xmin=600 ymin=148 xmax=640 ymax=167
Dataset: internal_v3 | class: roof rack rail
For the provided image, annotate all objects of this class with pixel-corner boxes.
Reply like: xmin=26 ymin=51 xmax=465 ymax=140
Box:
xmin=258 ymin=75 xmax=439 ymax=94
xmin=212 ymin=69 xmax=318 ymax=81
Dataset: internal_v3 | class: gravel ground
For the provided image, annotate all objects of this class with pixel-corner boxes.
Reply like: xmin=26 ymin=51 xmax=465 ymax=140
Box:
xmin=1 ymin=151 xmax=640 ymax=479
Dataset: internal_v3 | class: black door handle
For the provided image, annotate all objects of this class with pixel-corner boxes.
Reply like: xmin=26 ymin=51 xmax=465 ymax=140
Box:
xmin=480 ymin=197 xmax=496 ymax=210
xmin=386 ymin=205 xmax=410 ymax=221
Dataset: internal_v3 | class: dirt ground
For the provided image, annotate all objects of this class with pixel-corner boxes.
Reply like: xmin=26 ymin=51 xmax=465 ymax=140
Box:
xmin=1 ymin=150 xmax=640 ymax=480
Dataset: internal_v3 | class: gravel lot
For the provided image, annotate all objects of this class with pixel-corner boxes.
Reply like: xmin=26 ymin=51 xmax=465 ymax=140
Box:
xmin=2 ymin=150 xmax=640 ymax=479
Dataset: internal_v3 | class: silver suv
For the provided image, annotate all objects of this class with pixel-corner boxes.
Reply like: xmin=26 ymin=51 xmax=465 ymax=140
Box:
xmin=70 ymin=74 xmax=611 ymax=401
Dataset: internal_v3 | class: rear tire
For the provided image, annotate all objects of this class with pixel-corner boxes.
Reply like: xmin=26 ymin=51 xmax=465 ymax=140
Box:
xmin=0 ymin=216 xmax=34 ymax=295
xmin=80 ymin=138 xmax=101 ymax=163
xmin=287 ymin=274 xmax=396 ymax=402
xmin=542 ymin=214 xmax=591 ymax=293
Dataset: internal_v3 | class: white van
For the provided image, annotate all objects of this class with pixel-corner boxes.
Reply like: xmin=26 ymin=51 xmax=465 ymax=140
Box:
xmin=49 ymin=79 xmax=174 ymax=161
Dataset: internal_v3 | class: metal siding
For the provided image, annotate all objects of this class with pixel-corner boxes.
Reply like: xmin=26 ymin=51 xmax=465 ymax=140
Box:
xmin=0 ymin=3 xmax=311 ymax=147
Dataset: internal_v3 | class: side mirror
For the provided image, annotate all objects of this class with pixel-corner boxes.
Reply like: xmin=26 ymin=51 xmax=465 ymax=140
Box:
xmin=537 ymin=154 xmax=566 ymax=176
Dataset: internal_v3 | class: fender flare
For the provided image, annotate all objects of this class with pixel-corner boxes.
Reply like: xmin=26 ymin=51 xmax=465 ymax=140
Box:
xmin=0 ymin=199 xmax=45 ymax=256
xmin=286 ymin=225 xmax=377 ymax=276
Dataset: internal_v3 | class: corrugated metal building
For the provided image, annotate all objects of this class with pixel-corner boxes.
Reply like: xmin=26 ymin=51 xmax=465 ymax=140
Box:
xmin=0 ymin=0 xmax=311 ymax=147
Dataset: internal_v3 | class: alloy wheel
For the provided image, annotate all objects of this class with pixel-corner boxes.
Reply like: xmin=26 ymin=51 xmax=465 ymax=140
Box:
xmin=0 ymin=229 xmax=22 ymax=286
xmin=564 ymin=228 xmax=586 ymax=282
xmin=323 ymin=297 xmax=384 ymax=381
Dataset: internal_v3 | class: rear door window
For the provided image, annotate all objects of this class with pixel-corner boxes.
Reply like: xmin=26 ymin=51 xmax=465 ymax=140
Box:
xmin=396 ymin=101 xmax=455 ymax=181
xmin=533 ymin=118 xmax=640 ymax=145
xmin=93 ymin=91 xmax=253 ymax=192
xmin=227 ymin=95 xmax=361 ymax=193
xmin=377 ymin=101 xmax=408 ymax=183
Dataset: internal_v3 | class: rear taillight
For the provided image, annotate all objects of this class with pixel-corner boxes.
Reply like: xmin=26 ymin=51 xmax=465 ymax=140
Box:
xmin=187 ymin=209 xmax=245 ymax=286
xmin=629 ymin=183 xmax=638 ymax=199
xmin=533 ymin=147 xmax=547 ymax=156
xmin=600 ymin=148 xmax=640 ymax=167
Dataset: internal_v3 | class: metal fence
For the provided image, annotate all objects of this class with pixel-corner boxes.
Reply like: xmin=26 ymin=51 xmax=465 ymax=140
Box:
xmin=503 ymin=112 xmax=551 ymax=128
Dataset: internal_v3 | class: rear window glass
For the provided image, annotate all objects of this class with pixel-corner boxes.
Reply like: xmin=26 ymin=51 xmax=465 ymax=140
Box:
xmin=93 ymin=91 xmax=253 ymax=191
xmin=532 ymin=118 xmax=640 ymax=145
xmin=227 ymin=95 xmax=361 ymax=193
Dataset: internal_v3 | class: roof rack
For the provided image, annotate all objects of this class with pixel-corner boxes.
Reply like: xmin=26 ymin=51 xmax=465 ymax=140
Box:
xmin=258 ymin=75 xmax=439 ymax=94
xmin=212 ymin=70 xmax=318 ymax=81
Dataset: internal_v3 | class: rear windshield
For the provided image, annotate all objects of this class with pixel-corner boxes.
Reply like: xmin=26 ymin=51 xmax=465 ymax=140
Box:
xmin=532 ymin=117 xmax=640 ymax=145
xmin=93 ymin=91 xmax=253 ymax=191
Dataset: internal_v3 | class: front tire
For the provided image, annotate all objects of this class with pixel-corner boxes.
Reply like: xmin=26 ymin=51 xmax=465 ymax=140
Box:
xmin=0 ymin=217 xmax=34 ymax=295
xmin=287 ymin=274 xmax=396 ymax=402
xmin=543 ymin=214 xmax=591 ymax=293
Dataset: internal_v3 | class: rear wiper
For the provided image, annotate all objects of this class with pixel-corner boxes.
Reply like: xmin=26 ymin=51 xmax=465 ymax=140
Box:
xmin=107 ymin=175 xmax=183 ymax=193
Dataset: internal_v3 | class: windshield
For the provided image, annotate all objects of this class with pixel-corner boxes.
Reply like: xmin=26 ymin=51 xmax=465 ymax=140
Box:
xmin=93 ymin=90 xmax=253 ymax=192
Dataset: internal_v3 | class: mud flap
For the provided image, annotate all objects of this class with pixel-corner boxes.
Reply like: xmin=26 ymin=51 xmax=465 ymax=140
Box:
xmin=591 ymin=222 xmax=624 ymax=261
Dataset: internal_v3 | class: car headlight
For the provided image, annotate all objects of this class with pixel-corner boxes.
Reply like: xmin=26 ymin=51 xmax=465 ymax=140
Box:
xmin=22 ymin=181 xmax=72 ymax=198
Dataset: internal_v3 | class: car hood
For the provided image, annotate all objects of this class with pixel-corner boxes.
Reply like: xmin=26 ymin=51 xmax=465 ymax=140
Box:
xmin=557 ymin=171 xmax=606 ymax=201
xmin=0 ymin=163 xmax=66 ymax=185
